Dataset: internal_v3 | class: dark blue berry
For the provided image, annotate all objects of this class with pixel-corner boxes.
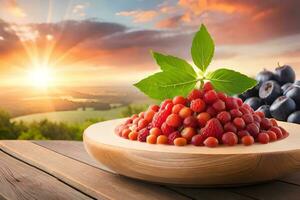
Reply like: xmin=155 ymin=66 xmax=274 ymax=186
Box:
xmin=259 ymin=81 xmax=282 ymax=105
xmin=256 ymin=105 xmax=271 ymax=118
xmin=270 ymin=96 xmax=296 ymax=121
xmin=287 ymin=111 xmax=300 ymax=124
xmin=244 ymin=97 xmax=263 ymax=110
xmin=275 ymin=65 xmax=295 ymax=85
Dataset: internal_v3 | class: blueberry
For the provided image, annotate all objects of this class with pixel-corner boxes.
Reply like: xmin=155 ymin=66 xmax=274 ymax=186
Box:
xmin=270 ymin=96 xmax=296 ymax=121
xmin=244 ymin=97 xmax=263 ymax=110
xmin=275 ymin=65 xmax=295 ymax=85
xmin=287 ymin=111 xmax=300 ymax=124
xmin=256 ymin=69 xmax=275 ymax=85
xmin=259 ymin=80 xmax=282 ymax=105
xmin=256 ymin=105 xmax=272 ymax=118
xmin=281 ymin=83 xmax=293 ymax=92
xmin=242 ymin=86 xmax=259 ymax=99
xmin=285 ymin=85 xmax=300 ymax=106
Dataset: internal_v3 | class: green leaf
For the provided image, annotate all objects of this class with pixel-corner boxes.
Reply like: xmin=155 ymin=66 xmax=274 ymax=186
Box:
xmin=191 ymin=24 xmax=215 ymax=72
xmin=134 ymin=70 xmax=198 ymax=100
xmin=207 ymin=68 xmax=257 ymax=95
xmin=152 ymin=51 xmax=196 ymax=78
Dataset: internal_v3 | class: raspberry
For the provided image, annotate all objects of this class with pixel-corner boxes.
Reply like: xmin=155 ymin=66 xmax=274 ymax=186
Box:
xmin=203 ymin=82 xmax=214 ymax=92
xmin=204 ymin=90 xmax=218 ymax=104
xmin=270 ymin=118 xmax=278 ymax=126
xmin=197 ymin=112 xmax=211 ymax=127
xmin=212 ymin=100 xmax=226 ymax=112
xmin=237 ymin=130 xmax=250 ymax=138
xmin=166 ymin=114 xmax=182 ymax=127
xmin=217 ymin=92 xmax=227 ymax=102
xmin=260 ymin=118 xmax=272 ymax=130
xmin=255 ymin=111 xmax=265 ymax=118
xmin=206 ymin=106 xmax=217 ymax=117
xmin=266 ymin=131 xmax=277 ymax=141
xmin=172 ymin=104 xmax=184 ymax=114
xmin=241 ymin=135 xmax=254 ymax=146
xmin=242 ymin=114 xmax=254 ymax=124
xmin=149 ymin=105 xmax=160 ymax=112
xmin=246 ymin=123 xmax=260 ymax=138
xmin=258 ymin=132 xmax=270 ymax=144
xmin=253 ymin=114 xmax=262 ymax=123
xmin=183 ymin=116 xmax=198 ymax=128
xmin=168 ymin=131 xmax=181 ymax=145
xmin=137 ymin=119 xmax=149 ymax=130
xmin=172 ymin=96 xmax=187 ymax=105
xmin=242 ymin=104 xmax=254 ymax=113
xmin=191 ymin=134 xmax=205 ymax=146
xmin=190 ymin=99 xmax=206 ymax=113
xmin=204 ymin=137 xmax=219 ymax=147
xmin=225 ymin=97 xmax=239 ymax=110
xmin=187 ymin=89 xmax=203 ymax=101
xmin=224 ymin=122 xmax=237 ymax=133
xmin=161 ymin=122 xmax=175 ymax=136
xmin=222 ymin=132 xmax=238 ymax=146
xmin=217 ymin=111 xmax=231 ymax=124
xmin=202 ymin=118 xmax=224 ymax=140
xmin=279 ymin=126 xmax=288 ymax=138
xmin=152 ymin=103 xmax=172 ymax=128
xmin=138 ymin=128 xmax=150 ymax=142
xmin=239 ymin=107 xmax=250 ymax=115
xmin=236 ymin=98 xmax=243 ymax=106
xmin=230 ymin=109 xmax=243 ymax=118
xmin=269 ymin=127 xmax=283 ymax=139
xmin=144 ymin=109 xmax=156 ymax=122
xmin=160 ymin=99 xmax=173 ymax=110
xmin=179 ymin=107 xmax=193 ymax=118
xmin=233 ymin=117 xmax=246 ymax=130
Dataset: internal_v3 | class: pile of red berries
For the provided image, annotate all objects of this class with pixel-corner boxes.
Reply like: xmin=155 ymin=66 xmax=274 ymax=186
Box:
xmin=115 ymin=82 xmax=289 ymax=147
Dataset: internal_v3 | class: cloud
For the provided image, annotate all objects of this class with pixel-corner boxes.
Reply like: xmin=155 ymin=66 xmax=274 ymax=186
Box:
xmin=116 ymin=10 xmax=158 ymax=23
xmin=2 ymin=0 xmax=27 ymax=17
xmin=72 ymin=3 xmax=90 ymax=17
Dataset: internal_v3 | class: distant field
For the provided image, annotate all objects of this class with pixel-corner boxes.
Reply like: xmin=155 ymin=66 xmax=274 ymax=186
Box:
xmin=12 ymin=107 xmax=126 ymax=123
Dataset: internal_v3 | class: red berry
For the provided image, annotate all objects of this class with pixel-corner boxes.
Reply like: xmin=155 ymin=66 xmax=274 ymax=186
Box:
xmin=260 ymin=118 xmax=272 ymax=130
xmin=225 ymin=97 xmax=239 ymax=110
xmin=197 ymin=112 xmax=211 ymax=127
xmin=152 ymin=103 xmax=172 ymax=128
xmin=183 ymin=116 xmax=198 ymax=128
xmin=203 ymin=82 xmax=214 ymax=92
xmin=121 ymin=128 xmax=131 ymax=139
xmin=222 ymin=132 xmax=238 ymax=146
xmin=246 ymin=123 xmax=260 ymax=138
xmin=233 ymin=117 xmax=246 ymax=130
xmin=190 ymin=98 xmax=206 ymax=113
xmin=224 ymin=122 xmax=238 ymax=133
xmin=191 ymin=134 xmax=205 ymax=146
xmin=278 ymin=126 xmax=288 ymax=138
xmin=270 ymin=118 xmax=278 ymax=126
xmin=160 ymin=99 xmax=173 ymax=110
xmin=172 ymin=104 xmax=184 ymax=114
xmin=161 ymin=122 xmax=175 ymax=136
xmin=150 ymin=127 xmax=162 ymax=137
xmin=204 ymin=137 xmax=219 ymax=147
xmin=253 ymin=114 xmax=262 ymax=123
xmin=242 ymin=114 xmax=254 ymax=124
xmin=131 ymin=114 xmax=139 ymax=120
xmin=239 ymin=107 xmax=250 ymax=115
xmin=217 ymin=111 xmax=231 ymax=124
xmin=217 ymin=92 xmax=227 ymax=102
xmin=236 ymin=98 xmax=243 ymax=106
xmin=138 ymin=112 xmax=145 ymax=118
xmin=258 ymin=132 xmax=270 ymax=144
xmin=187 ymin=89 xmax=203 ymax=101
xmin=144 ymin=110 xmax=155 ymax=122
xmin=204 ymin=90 xmax=218 ymax=104
xmin=179 ymin=107 xmax=193 ymax=118
xmin=230 ymin=109 xmax=243 ymax=118
xmin=237 ymin=130 xmax=250 ymax=138
xmin=172 ymin=96 xmax=187 ymax=105
xmin=174 ymin=137 xmax=187 ymax=146
xmin=181 ymin=127 xmax=196 ymax=141
xmin=242 ymin=135 xmax=254 ymax=146
xmin=269 ymin=127 xmax=283 ymax=139
xmin=137 ymin=128 xmax=150 ymax=142
xmin=267 ymin=131 xmax=277 ymax=141
xmin=166 ymin=114 xmax=182 ymax=127
xmin=202 ymin=118 xmax=224 ymax=140
xmin=124 ymin=118 xmax=133 ymax=125
xmin=242 ymin=104 xmax=253 ymax=113
xmin=206 ymin=106 xmax=217 ymax=117
xmin=149 ymin=105 xmax=160 ymax=112
xmin=255 ymin=111 xmax=265 ymax=118
xmin=168 ymin=131 xmax=181 ymax=145
xmin=212 ymin=99 xmax=226 ymax=112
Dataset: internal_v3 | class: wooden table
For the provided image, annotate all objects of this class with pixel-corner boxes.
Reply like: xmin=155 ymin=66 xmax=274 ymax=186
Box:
xmin=1 ymin=141 xmax=300 ymax=200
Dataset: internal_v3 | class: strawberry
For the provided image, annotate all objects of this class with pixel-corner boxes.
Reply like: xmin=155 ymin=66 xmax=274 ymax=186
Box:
xmin=201 ymin=118 xmax=224 ymax=140
xmin=152 ymin=103 xmax=172 ymax=128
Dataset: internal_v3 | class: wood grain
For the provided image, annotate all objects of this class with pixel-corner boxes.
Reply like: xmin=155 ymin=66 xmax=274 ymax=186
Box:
xmin=0 ymin=140 xmax=189 ymax=200
xmin=84 ymin=119 xmax=300 ymax=186
xmin=0 ymin=151 xmax=91 ymax=200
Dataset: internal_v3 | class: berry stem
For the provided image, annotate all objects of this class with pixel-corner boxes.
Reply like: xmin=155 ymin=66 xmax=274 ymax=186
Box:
xmin=199 ymin=79 xmax=204 ymax=89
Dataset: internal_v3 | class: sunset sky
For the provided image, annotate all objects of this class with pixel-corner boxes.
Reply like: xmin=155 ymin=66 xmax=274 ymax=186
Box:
xmin=0 ymin=0 xmax=300 ymax=87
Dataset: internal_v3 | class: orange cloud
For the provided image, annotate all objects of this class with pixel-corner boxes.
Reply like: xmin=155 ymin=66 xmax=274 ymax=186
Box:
xmin=4 ymin=0 xmax=27 ymax=18
xmin=116 ymin=10 xmax=158 ymax=23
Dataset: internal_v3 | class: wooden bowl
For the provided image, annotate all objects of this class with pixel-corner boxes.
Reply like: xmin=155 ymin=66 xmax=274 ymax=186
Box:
xmin=83 ymin=119 xmax=300 ymax=187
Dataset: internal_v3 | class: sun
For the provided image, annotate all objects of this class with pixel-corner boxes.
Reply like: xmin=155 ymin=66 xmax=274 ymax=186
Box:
xmin=27 ymin=67 xmax=54 ymax=88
